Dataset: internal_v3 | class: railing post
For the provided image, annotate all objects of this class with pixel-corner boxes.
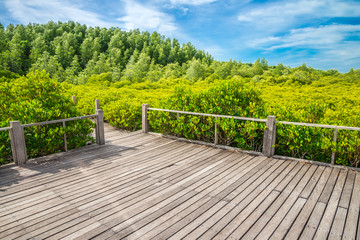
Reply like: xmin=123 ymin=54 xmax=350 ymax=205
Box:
xmin=95 ymin=99 xmax=100 ymax=110
xmin=214 ymin=117 xmax=218 ymax=145
xmin=142 ymin=104 xmax=149 ymax=133
xmin=331 ymin=128 xmax=338 ymax=165
xmin=63 ymin=121 xmax=68 ymax=152
xmin=95 ymin=99 xmax=105 ymax=145
xmin=9 ymin=121 xmax=27 ymax=165
xmin=72 ymin=96 xmax=77 ymax=104
xmin=263 ymin=116 xmax=276 ymax=157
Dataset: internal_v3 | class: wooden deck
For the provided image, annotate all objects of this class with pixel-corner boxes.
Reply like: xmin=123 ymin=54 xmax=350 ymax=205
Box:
xmin=0 ymin=125 xmax=359 ymax=240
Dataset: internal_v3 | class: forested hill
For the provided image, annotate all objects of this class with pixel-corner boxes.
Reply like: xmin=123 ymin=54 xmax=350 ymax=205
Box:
xmin=1 ymin=21 xmax=359 ymax=85
xmin=0 ymin=21 xmax=212 ymax=83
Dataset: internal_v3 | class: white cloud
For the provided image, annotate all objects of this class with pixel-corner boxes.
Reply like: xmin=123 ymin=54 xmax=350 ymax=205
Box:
xmin=237 ymin=0 xmax=360 ymax=30
xmin=4 ymin=0 xmax=112 ymax=27
xmin=170 ymin=0 xmax=217 ymax=5
xmin=250 ymin=24 xmax=360 ymax=70
xmin=234 ymin=0 xmax=360 ymax=70
xmin=117 ymin=0 xmax=177 ymax=35
xmin=252 ymin=25 xmax=360 ymax=50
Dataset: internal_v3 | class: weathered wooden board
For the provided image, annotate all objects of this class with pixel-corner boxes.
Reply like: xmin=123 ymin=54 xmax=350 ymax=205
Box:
xmin=0 ymin=124 xmax=359 ymax=240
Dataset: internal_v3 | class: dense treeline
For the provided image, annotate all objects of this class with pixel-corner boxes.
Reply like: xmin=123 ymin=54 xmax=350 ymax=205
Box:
xmin=2 ymin=21 xmax=359 ymax=85
xmin=0 ymin=21 xmax=211 ymax=83
xmin=0 ymin=21 xmax=359 ymax=167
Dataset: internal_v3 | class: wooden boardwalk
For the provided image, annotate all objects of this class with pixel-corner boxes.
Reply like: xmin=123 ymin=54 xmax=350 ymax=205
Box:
xmin=0 ymin=124 xmax=359 ymax=240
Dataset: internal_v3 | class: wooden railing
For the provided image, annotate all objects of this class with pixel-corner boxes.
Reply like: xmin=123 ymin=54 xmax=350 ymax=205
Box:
xmin=0 ymin=100 xmax=105 ymax=166
xmin=142 ymin=104 xmax=360 ymax=166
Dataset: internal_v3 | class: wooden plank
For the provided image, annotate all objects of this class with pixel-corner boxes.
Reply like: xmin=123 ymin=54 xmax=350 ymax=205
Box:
xmin=328 ymin=207 xmax=348 ymax=240
xmin=318 ymin=167 xmax=340 ymax=203
xmin=196 ymin=156 xmax=267 ymax=197
xmin=0 ymin=191 xmax=56 ymax=217
xmin=197 ymin=160 xmax=292 ymax=240
xmin=35 ymin=218 xmax=100 ymax=240
xmin=299 ymin=202 xmax=327 ymax=240
xmin=183 ymin=159 xmax=290 ymax=240
xmin=76 ymin=148 xmax=223 ymax=211
xmin=75 ymin=227 xmax=116 ymax=240
xmin=252 ymin=164 xmax=314 ymax=240
xmin=4 ymin=146 xmax=211 ymax=238
xmin=144 ymin=160 xmax=281 ymax=240
xmin=14 ymin=208 xmax=90 ymax=240
xmin=238 ymin=162 xmax=302 ymax=239
xmin=71 ymin=148 xmax=227 ymax=231
xmin=1 ymin=207 xmax=80 ymax=239
xmin=169 ymin=158 xmax=280 ymax=240
xmin=46 ymin=146 xmax=215 ymax=223
xmin=108 ymin=154 xmax=252 ymax=239
xmin=269 ymin=197 xmax=307 ymax=240
xmin=1 ymin=142 xmax=202 ymax=234
xmin=0 ymin=137 xmax=180 ymax=194
xmin=0 ymin=130 xmax=152 ymax=178
xmin=0 ymin=141 xmax=183 ymax=212
xmin=232 ymin=163 xmax=316 ymax=239
xmin=0 ymin=202 xmax=71 ymax=234
xmin=300 ymin=166 xmax=326 ymax=199
xmin=283 ymin=166 xmax=332 ymax=240
xmin=119 ymin=193 xmax=211 ymax=239
xmin=227 ymin=190 xmax=280 ymax=239
xmin=313 ymin=169 xmax=348 ymax=239
xmin=97 ymin=191 xmax=200 ymax=239
xmin=56 ymin=143 xmax=198 ymax=200
xmin=58 ymin=147 xmax=201 ymax=202
xmin=0 ymin=135 xmax=168 ymax=194
xmin=136 ymin=158 xmax=278 ymax=238
xmin=1 ymin=125 xmax=359 ymax=240
xmin=342 ymin=172 xmax=360 ymax=240
xmin=0 ymin=195 xmax=67 ymax=224
xmin=112 ymin=155 xmax=260 ymax=240
xmin=338 ymin=171 xmax=356 ymax=208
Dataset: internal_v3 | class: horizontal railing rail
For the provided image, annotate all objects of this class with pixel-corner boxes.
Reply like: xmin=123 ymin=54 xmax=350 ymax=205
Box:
xmin=147 ymin=108 xmax=268 ymax=123
xmin=0 ymin=127 xmax=11 ymax=131
xmin=1 ymin=100 xmax=105 ymax=166
xmin=22 ymin=114 xmax=97 ymax=128
xmin=142 ymin=104 xmax=360 ymax=166
xmin=277 ymin=120 xmax=360 ymax=131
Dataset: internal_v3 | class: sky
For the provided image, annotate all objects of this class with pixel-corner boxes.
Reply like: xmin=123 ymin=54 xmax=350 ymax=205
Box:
xmin=1 ymin=0 xmax=360 ymax=72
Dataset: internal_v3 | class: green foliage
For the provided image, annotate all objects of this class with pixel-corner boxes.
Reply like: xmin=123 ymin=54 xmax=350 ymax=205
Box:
xmin=1 ymin=21 xmax=360 ymax=168
xmin=0 ymin=71 xmax=93 ymax=164
xmin=66 ymin=71 xmax=360 ymax=167
xmin=0 ymin=21 xmax=211 ymax=84
xmin=68 ymin=80 xmax=172 ymax=131
xmin=149 ymin=79 xmax=266 ymax=151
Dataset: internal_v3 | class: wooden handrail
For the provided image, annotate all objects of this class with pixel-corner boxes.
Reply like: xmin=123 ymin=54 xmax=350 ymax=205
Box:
xmin=144 ymin=105 xmax=360 ymax=166
xmin=2 ymin=100 xmax=105 ymax=165
xmin=22 ymin=114 xmax=97 ymax=127
xmin=148 ymin=107 xmax=360 ymax=131
xmin=0 ymin=127 xmax=11 ymax=131
xmin=147 ymin=108 xmax=268 ymax=122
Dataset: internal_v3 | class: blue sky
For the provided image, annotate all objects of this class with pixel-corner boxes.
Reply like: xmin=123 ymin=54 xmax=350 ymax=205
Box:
xmin=1 ymin=0 xmax=360 ymax=72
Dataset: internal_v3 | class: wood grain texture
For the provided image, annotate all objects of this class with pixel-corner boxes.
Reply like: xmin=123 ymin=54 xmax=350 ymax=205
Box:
xmin=0 ymin=123 xmax=359 ymax=240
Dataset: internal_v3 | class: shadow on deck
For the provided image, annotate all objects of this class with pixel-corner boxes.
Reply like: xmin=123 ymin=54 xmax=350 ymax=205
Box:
xmin=0 ymin=124 xmax=359 ymax=239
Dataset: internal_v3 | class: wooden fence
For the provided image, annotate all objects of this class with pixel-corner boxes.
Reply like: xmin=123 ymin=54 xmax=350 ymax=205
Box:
xmin=0 ymin=100 xmax=105 ymax=166
xmin=142 ymin=104 xmax=360 ymax=166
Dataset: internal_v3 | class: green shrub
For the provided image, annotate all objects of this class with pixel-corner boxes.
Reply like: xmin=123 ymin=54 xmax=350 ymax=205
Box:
xmin=0 ymin=70 xmax=93 ymax=164
xmin=149 ymin=79 xmax=266 ymax=151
